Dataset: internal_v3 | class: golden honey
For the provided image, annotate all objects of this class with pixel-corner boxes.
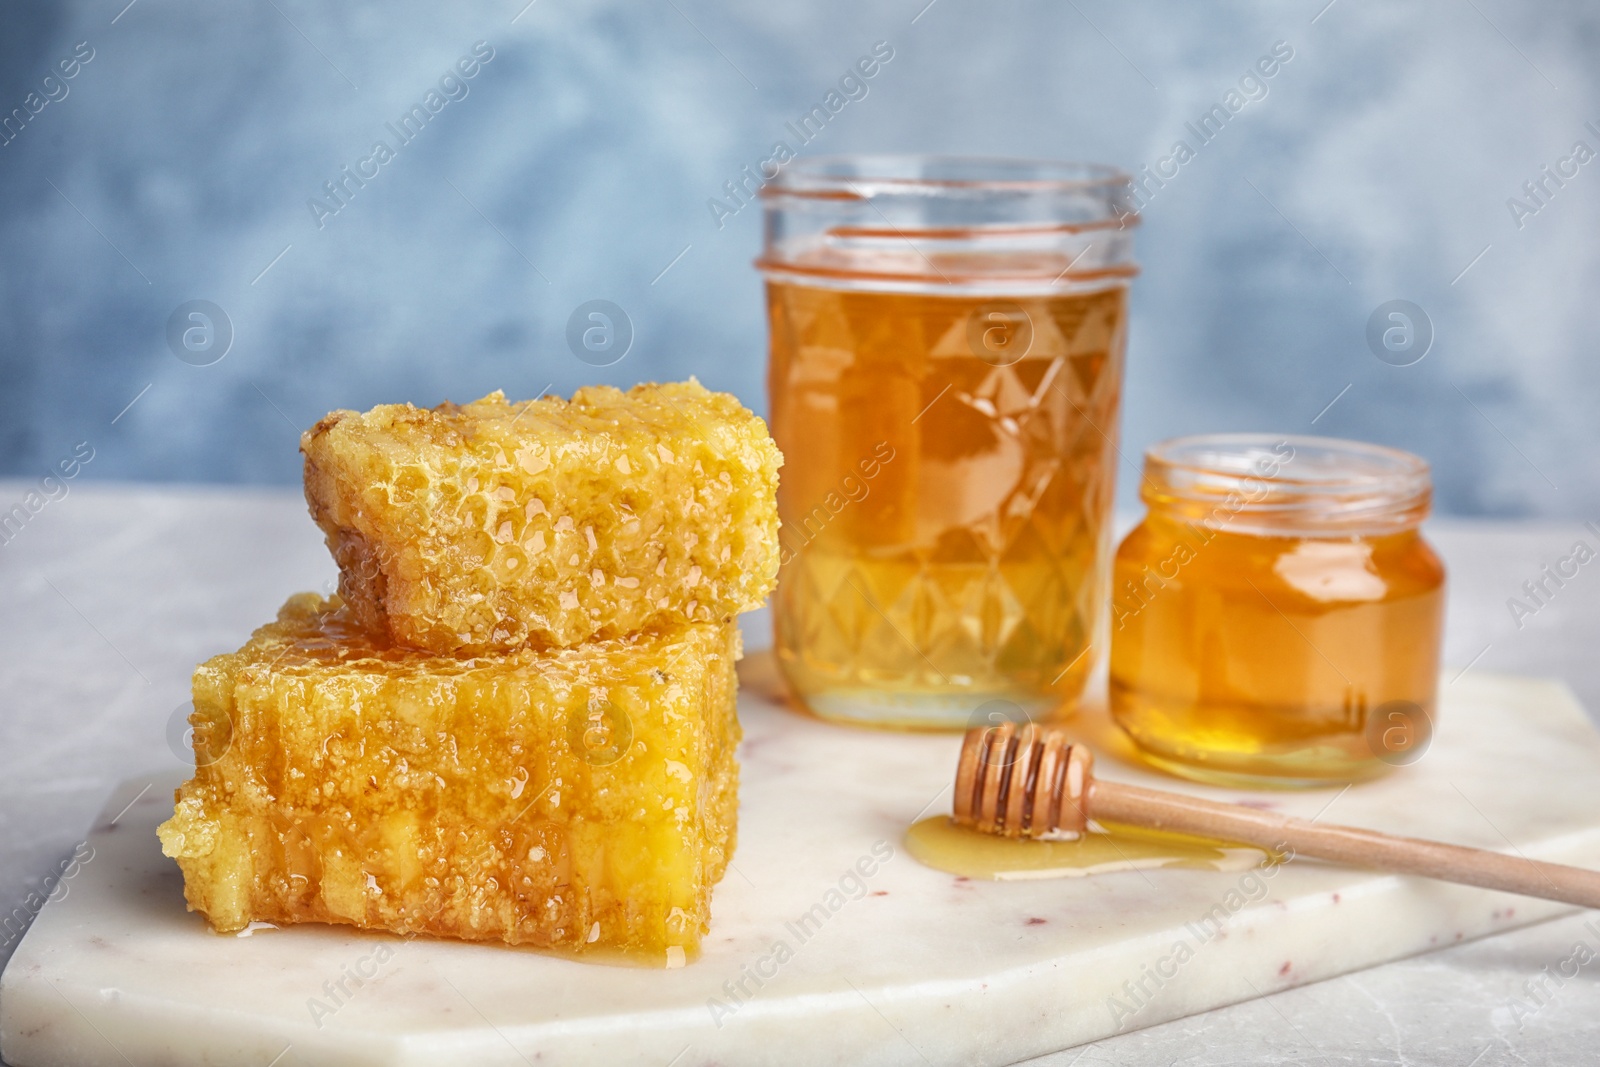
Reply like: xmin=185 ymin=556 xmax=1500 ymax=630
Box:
xmin=759 ymin=156 xmax=1139 ymax=728
xmin=904 ymin=816 xmax=1272 ymax=880
xmin=159 ymin=593 xmax=742 ymax=963
xmin=1109 ymin=435 xmax=1445 ymax=786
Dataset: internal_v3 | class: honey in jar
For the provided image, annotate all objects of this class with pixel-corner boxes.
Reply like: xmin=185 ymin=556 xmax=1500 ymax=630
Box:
xmin=1109 ymin=435 xmax=1446 ymax=786
xmin=757 ymin=156 xmax=1139 ymax=728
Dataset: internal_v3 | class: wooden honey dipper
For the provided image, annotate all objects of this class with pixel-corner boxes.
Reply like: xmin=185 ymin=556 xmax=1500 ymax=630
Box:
xmin=953 ymin=722 xmax=1600 ymax=908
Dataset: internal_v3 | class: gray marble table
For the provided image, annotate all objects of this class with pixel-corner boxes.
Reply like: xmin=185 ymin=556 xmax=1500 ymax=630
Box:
xmin=1 ymin=481 xmax=1596 ymax=1066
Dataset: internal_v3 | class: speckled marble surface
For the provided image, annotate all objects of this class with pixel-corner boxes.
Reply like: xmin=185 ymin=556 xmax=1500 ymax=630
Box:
xmin=4 ymin=659 xmax=1600 ymax=1066
xmin=2 ymin=484 xmax=1600 ymax=1065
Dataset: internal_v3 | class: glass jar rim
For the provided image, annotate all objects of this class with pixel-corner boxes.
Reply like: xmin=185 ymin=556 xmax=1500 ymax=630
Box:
xmin=761 ymin=154 xmax=1137 ymax=199
xmin=757 ymin=154 xmax=1138 ymax=295
xmin=1141 ymin=433 xmax=1433 ymax=535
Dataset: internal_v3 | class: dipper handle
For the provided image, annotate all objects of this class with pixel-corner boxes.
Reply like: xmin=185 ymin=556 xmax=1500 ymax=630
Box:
xmin=953 ymin=723 xmax=1600 ymax=909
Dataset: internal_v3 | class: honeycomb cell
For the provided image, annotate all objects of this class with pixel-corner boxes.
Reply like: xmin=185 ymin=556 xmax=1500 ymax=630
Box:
xmin=157 ymin=594 xmax=741 ymax=963
xmin=301 ymin=379 xmax=783 ymax=656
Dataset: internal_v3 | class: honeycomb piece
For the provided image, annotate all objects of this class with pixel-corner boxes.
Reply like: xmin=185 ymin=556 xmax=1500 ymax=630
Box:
xmin=301 ymin=379 xmax=782 ymax=656
xmin=157 ymin=594 xmax=741 ymax=964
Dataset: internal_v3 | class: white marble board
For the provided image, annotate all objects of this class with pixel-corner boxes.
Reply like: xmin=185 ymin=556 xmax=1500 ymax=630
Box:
xmin=4 ymin=657 xmax=1600 ymax=1067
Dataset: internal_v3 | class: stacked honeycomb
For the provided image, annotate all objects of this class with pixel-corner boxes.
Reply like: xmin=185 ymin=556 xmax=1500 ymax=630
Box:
xmin=159 ymin=595 xmax=740 ymax=961
xmin=160 ymin=383 xmax=779 ymax=962
xmin=301 ymin=379 xmax=783 ymax=656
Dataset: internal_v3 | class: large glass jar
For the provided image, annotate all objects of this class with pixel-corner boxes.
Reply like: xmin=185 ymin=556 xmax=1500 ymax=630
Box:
xmin=1109 ymin=435 xmax=1446 ymax=786
xmin=757 ymin=156 xmax=1139 ymax=729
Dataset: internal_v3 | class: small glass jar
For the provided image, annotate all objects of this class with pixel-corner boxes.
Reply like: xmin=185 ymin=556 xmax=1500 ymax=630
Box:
xmin=1109 ymin=435 xmax=1446 ymax=787
xmin=757 ymin=156 xmax=1139 ymax=729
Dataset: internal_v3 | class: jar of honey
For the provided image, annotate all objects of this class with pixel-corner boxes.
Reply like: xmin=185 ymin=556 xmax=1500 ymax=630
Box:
xmin=1109 ymin=434 xmax=1446 ymax=786
xmin=757 ymin=156 xmax=1139 ymax=728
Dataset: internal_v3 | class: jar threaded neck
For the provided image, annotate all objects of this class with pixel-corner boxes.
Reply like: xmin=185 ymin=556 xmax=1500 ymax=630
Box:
xmin=1141 ymin=434 xmax=1432 ymax=537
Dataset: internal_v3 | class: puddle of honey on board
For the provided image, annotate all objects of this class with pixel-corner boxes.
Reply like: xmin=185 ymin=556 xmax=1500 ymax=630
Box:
xmin=905 ymin=817 xmax=1276 ymax=881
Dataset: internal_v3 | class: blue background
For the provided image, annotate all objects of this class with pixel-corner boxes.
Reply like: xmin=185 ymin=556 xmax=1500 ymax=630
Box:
xmin=2 ymin=0 xmax=1597 ymax=516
